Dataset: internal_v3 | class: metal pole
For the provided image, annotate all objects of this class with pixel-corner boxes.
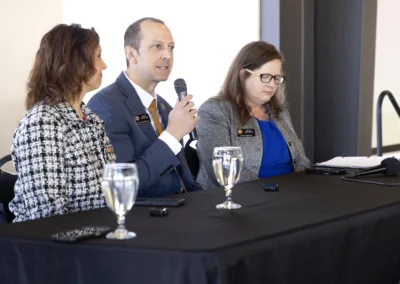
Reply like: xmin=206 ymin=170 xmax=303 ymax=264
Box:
xmin=376 ymin=90 xmax=400 ymax=156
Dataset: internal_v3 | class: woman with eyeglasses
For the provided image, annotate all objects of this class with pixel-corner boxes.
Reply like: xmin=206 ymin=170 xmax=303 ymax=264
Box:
xmin=196 ymin=41 xmax=311 ymax=189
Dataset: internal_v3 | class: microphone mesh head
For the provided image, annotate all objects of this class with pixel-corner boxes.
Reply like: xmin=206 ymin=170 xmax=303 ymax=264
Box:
xmin=174 ymin=78 xmax=187 ymax=95
xmin=382 ymin=157 xmax=400 ymax=176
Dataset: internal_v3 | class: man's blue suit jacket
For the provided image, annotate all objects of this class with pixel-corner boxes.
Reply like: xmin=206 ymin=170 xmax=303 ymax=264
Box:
xmin=88 ymin=72 xmax=202 ymax=197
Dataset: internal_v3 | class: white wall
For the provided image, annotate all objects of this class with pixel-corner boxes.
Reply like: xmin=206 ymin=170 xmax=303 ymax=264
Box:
xmin=62 ymin=0 xmax=260 ymax=108
xmin=6 ymin=1 xmax=399 ymax=157
xmin=372 ymin=0 xmax=400 ymax=148
xmin=0 ymin=0 xmax=62 ymax=170
xmin=0 ymin=0 xmax=259 ymax=162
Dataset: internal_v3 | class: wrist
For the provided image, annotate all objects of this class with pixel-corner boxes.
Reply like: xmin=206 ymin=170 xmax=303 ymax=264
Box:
xmin=165 ymin=127 xmax=183 ymax=141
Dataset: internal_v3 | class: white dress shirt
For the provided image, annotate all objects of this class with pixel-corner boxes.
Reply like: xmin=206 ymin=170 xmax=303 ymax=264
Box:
xmin=124 ymin=72 xmax=182 ymax=155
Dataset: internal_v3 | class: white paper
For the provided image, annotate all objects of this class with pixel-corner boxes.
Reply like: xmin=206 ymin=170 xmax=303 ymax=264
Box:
xmin=315 ymin=156 xmax=389 ymax=169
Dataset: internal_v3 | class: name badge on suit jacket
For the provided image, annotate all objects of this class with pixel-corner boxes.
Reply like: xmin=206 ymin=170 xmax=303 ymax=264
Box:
xmin=237 ymin=129 xmax=256 ymax=137
xmin=135 ymin=114 xmax=151 ymax=125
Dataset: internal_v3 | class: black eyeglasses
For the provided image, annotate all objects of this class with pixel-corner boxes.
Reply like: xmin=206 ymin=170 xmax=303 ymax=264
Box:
xmin=245 ymin=69 xmax=285 ymax=84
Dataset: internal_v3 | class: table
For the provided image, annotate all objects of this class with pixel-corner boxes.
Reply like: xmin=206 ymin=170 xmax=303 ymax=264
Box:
xmin=1 ymin=172 xmax=400 ymax=284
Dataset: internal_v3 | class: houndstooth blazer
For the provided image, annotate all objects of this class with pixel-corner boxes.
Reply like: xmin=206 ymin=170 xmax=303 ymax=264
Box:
xmin=9 ymin=102 xmax=116 ymax=222
xmin=196 ymin=98 xmax=312 ymax=189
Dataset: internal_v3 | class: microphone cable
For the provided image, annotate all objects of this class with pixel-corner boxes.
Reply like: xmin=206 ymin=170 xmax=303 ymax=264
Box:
xmin=340 ymin=157 xmax=400 ymax=186
xmin=341 ymin=175 xmax=400 ymax=186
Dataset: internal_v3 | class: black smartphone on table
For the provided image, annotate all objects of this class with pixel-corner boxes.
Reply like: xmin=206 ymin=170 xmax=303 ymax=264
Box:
xmin=135 ymin=198 xmax=185 ymax=207
xmin=51 ymin=226 xmax=111 ymax=243
xmin=305 ymin=167 xmax=347 ymax=175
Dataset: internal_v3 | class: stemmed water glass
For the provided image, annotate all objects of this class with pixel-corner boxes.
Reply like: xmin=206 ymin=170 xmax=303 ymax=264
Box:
xmin=102 ymin=163 xmax=139 ymax=239
xmin=212 ymin=147 xmax=243 ymax=209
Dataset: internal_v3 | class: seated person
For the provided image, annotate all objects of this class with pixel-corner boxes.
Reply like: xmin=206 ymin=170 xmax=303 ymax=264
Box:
xmin=9 ymin=24 xmax=115 ymax=222
xmin=196 ymin=41 xmax=311 ymax=189
xmin=88 ymin=18 xmax=202 ymax=197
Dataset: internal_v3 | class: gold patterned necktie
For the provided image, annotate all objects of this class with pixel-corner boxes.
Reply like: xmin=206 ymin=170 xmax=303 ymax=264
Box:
xmin=148 ymin=99 xmax=163 ymax=135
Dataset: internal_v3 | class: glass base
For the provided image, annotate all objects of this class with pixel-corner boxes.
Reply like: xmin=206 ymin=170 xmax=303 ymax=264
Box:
xmin=216 ymin=200 xmax=241 ymax=210
xmin=106 ymin=229 xmax=136 ymax=240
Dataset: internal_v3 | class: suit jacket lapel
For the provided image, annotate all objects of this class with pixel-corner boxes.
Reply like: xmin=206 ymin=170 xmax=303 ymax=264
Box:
xmin=157 ymin=97 xmax=169 ymax=130
xmin=273 ymin=113 xmax=296 ymax=160
xmin=116 ymin=72 xmax=157 ymax=141
xmin=273 ymin=115 xmax=290 ymax=143
xmin=243 ymin=117 xmax=263 ymax=176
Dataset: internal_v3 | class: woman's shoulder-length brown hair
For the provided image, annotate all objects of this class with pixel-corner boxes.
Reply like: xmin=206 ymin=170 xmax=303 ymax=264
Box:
xmin=216 ymin=41 xmax=287 ymax=125
xmin=26 ymin=24 xmax=100 ymax=110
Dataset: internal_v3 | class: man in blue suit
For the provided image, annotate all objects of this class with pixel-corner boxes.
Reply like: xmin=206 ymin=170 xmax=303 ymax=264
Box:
xmin=88 ymin=17 xmax=202 ymax=197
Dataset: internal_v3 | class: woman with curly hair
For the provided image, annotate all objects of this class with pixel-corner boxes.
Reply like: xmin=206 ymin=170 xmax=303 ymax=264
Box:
xmin=10 ymin=24 xmax=115 ymax=222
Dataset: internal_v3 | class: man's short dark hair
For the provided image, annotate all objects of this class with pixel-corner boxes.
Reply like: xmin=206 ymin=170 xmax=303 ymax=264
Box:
xmin=124 ymin=17 xmax=165 ymax=67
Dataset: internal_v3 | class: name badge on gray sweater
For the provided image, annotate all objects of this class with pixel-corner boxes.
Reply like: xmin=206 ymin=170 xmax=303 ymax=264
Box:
xmin=237 ymin=129 xmax=256 ymax=137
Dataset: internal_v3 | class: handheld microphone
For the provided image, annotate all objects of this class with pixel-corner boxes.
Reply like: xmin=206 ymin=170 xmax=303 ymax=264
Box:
xmin=174 ymin=78 xmax=198 ymax=140
xmin=349 ymin=157 xmax=400 ymax=178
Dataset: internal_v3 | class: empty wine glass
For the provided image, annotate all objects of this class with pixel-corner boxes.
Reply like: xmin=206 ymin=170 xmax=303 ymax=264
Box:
xmin=212 ymin=147 xmax=243 ymax=209
xmin=102 ymin=163 xmax=139 ymax=240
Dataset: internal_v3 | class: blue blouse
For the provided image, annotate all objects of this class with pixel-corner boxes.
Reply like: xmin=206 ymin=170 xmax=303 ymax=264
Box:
xmin=257 ymin=119 xmax=293 ymax=178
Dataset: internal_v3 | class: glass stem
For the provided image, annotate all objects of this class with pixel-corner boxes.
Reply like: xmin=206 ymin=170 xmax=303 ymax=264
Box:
xmin=225 ymin=187 xmax=232 ymax=203
xmin=117 ymin=215 xmax=126 ymax=232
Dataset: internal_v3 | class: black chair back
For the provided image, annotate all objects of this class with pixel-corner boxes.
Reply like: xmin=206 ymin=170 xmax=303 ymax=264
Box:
xmin=0 ymin=155 xmax=16 ymax=222
xmin=184 ymin=138 xmax=200 ymax=179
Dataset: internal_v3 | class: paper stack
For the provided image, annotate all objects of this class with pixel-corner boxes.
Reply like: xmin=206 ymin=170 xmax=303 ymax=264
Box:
xmin=315 ymin=156 xmax=392 ymax=169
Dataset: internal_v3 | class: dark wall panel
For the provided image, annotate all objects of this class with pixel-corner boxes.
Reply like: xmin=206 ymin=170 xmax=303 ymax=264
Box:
xmin=261 ymin=0 xmax=376 ymax=163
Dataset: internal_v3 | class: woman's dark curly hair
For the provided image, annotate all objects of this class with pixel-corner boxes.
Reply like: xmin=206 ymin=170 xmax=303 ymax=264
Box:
xmin=26 ymin=23 xmax=99 ymax=110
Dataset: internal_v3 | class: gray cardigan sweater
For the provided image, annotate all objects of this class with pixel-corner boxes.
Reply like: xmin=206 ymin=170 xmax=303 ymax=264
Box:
xmin=196 ymin=98 xmax=311 ymax=189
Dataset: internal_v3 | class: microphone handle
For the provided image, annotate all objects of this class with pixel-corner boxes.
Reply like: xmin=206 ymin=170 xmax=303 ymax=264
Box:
xmin=178 ymin=91 xmax=186 ymax=102
xmin=354 ymin=167 xmax=386 ymax=177
xmin=190 ymin=128 xmax=198 ymax=140
xmin=177 ymin=90 xmax=198 ymax=140
xmin=355 ymin=164 xmax=382 ymax=174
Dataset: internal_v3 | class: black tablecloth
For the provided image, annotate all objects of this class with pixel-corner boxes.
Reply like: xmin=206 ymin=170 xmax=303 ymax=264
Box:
xmin=2 ymin=173 xmax=400 ymax=284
